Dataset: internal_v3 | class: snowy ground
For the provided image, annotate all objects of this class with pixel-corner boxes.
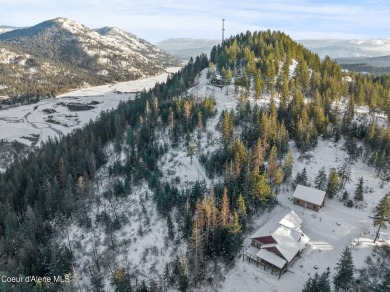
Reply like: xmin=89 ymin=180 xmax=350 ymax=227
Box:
xmin=0 ymin=67 xmax=181 ymax=146
xmin=158 ymin=70 xmax=237 ymax=190
xmin=182 ymin=68 xmax=390 ymax=291
xmin=59 ymin=144 xmax=187 ymax=290
xmin=221 ymin=138 xmax=390 ymax=292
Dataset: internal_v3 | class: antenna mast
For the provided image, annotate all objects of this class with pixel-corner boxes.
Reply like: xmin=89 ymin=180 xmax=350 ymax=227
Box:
xmin=222 ymin=19 xmax=225 ymax=45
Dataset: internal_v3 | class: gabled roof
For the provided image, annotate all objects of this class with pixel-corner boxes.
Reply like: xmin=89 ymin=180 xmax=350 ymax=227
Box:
xmin=293 ymin=184 xmax=326 ymax=206
xmin=250 ymin=211 xmax=303 ymax=239
xmin=256 ymin=249 xmax=287 ymax=269
xmin=279 ymin=210 xmax=302 ymax=229
xmin=249 ymin=211 xmax=310 ymax=264
xmin=272 ymin=226 xmax=301 ymax=262
xmin=250 ymin=219 xmax=280 ymax=239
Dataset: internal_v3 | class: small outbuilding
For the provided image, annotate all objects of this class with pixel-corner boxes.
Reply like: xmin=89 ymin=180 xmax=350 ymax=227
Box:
xmin=293 ymin=184 xmax=326 ymax=212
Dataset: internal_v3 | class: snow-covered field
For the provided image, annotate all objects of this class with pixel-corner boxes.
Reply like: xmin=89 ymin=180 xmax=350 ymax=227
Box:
xmin=0 ymin=67 xmax=181 ymax=145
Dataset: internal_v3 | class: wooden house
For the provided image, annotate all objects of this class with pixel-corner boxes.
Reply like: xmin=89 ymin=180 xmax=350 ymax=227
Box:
xmin=293 ymin=184 xmax=326 ymax=212
xmin=243 ymin=211 xmax=309 ymax=278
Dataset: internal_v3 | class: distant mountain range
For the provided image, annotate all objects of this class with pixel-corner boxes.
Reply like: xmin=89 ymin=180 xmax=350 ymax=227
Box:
xmin=335 ymin=55 xmax=390 ymax=74
xmin=298 ymin=39 xmax=390 ymax=58
xmin=0 ymin=18 xmax=180 ymax=103
xmin=0 ymin=25 xmax=21 ymax=34
xmin=336 ymin=55 xmax=390 ymax=67
xmin=157 ymin=37 xmax=390 ymax=73
xmin=156 ymin=38 xmax=220 ymax=62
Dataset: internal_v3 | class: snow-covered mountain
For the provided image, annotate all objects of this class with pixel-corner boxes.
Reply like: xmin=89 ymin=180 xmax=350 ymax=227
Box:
xmin=96 ymin=27 xmax=180 ymax=69
xmin=0 ymin=18 xmax=180 ymax=81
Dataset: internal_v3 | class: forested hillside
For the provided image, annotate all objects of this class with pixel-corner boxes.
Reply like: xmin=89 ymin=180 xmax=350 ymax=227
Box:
xmin=0 ymin=30 xmax=389 ymax=291
xmin=0 ymin=44 xmax=100 ymax=107
xmin=208 ymin=30 xmax=389 ymax=177
xmin=0 ymin=17 xmax=181 ymax=106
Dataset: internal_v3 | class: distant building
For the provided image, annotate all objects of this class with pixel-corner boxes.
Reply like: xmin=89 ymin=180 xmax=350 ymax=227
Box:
xmin=243 ymin=211 xmax=310 ymax=278
xmin=293 ymin=184 xmax=326 ymax=212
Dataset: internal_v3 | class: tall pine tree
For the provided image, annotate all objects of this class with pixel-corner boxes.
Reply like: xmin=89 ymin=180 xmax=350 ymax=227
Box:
xmin=372 ymin=194 xmax=390 ymax=243
xmin=303 ymin=270 xmax=331 ymax=292
xmin=314 ymin=167 xmax=327 ymax=191
xmin=333 ymin=247 xmax=354 ymax=291
xmin=354 ymin=177 xmax=364 ymax=201
xmin=326 ymin=169 xmax=339 ymax=199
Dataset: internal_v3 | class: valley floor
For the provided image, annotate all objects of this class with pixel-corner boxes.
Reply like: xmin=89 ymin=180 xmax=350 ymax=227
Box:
xmin=0 ymin=67 xmax=181 ymax=147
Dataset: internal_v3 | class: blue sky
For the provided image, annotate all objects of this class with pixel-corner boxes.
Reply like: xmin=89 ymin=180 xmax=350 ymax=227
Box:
xmin=1 ymin=0 xmax=389 ymax=42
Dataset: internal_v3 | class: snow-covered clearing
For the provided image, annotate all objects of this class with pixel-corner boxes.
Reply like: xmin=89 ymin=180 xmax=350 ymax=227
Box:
xmin=0 ymin=68 xmax=181 ymax=146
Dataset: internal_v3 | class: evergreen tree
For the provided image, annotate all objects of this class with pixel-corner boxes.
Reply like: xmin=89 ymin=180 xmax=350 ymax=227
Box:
xmin=337 ymin=162 xmax=351 ymax=189
xmin=267 ymin=145 xmax=278 ymax=183
xmin=342 ymin=191 xmax=349 ymax=202
xmin=226 ymin=68 xmax=232 ymax=83
xmin=220 ymin=187 xmax=230 ymax=227
xmin=178 ymin=257 xmax=189 ymax=292
xmin=252 ymin=138 xmax=265 ymax=173
xmin=138 ymin=281 xmax=148 ymax=292
xmin=167 ymin=214 xmax=174 ymax=239
xmin=302 ymin=270 xmax=331 ymax=292
xmin=197 ymin=111 xmax=203 ymax=140
xmin=168 ymin=107 xmax=175 ymax=130
xmin=163 ymin=263 xmax=171 ymax=288
xmin=354 ymin=177 xmax=364 ymax=201
xmin=314 ymin=167 xmax=327 ymax=191
xmin=333 ymin=247 xmax=354 ymax=291
xmin=112 ymin=266 xmax=132 ymax=292
xmin=283 ymin=150 xmax=293 ymax=182
xmin=326 ymin=169 xmax=339 ymax=199
xmin=372 ymin=194 xmax=390 ymax=243
xmin=301 ymin=168 xmax=308 ymax=186
xmin=255 ymin=71 xmax=263 ymax=99
xmin=221 ymin=66 xmax=227 ymax=80
xmin=187 ymin=137 xmax=196 ymax=164
xmin=274 ymin=167 xmax=284 ymax=194
xmin=219 ymin=110 xmax=234 ymax=145
xmin=294 ymin=168 xmax=308 ymax=187
xmin=251 ymin=172 xmax=273 ymax=205
xmin=236 ymin=194 xmax=247 ymax=226
xmin=90 ymin=269 xmax=105 ymax=292
xmin=231 ymin=210 xmax=241 ymax=234
xmin=188 ymin=200 xmax=205 ymax=284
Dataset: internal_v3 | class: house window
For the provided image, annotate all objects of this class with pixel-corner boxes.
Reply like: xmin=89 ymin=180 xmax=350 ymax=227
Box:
xmin=296 ymin=199 xmax=300 ymax=203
